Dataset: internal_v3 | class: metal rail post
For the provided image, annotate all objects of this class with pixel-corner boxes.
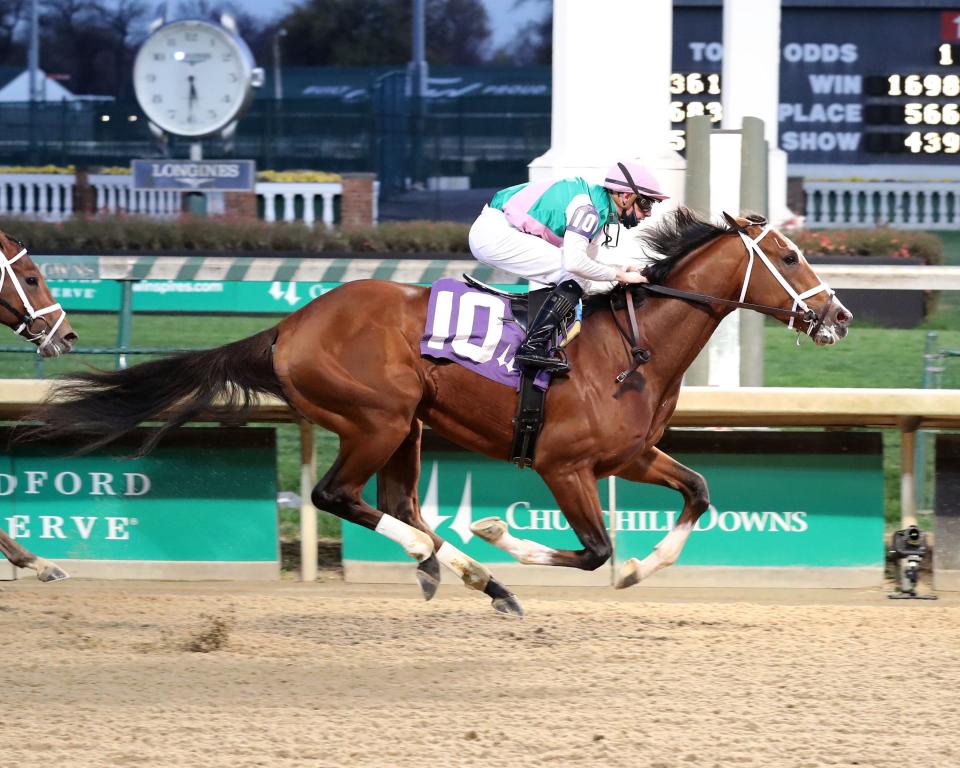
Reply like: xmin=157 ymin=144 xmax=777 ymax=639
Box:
xmin=684 ymin=115 xmax=712 ymax=386
xmin=899 ymin=416 xmax=921 ymax=529
xmin=739 ymin=116 xmax=767 ymax=387
xmin=915 ymin=331 xmax=941 ymax=510
xmin=298 ymin=420 xmax=318 ymax=582
xmin=116 ymin=280 xmax=135 ymax=370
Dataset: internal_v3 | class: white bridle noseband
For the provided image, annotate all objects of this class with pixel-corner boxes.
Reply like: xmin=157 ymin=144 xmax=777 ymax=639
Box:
xmin=737 ymin=226 xmax=834 ymax=336
xmin=0 ymin=246 xmax=67 ymax=351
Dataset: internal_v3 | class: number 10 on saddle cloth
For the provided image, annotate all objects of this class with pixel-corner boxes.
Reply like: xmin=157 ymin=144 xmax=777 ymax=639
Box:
xmin=420 ymin=278 xmax=577 ymax=391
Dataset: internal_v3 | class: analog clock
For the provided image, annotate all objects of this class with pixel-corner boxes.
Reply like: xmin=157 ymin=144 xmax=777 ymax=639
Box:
xmin=133 ymin=19 xmax=263 ymax=138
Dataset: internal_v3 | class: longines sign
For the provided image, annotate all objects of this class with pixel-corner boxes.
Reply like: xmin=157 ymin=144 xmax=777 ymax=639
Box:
xmin=345 ymin=431 xmax=884 ymax=574
xmin=1 ymin=428 xmax=277 ymax=570
xmin=131 ymin=159 xmax=256 ymax=191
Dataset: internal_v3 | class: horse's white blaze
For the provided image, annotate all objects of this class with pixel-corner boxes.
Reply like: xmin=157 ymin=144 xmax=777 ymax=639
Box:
xmin=374 ymin=514 xmax=434 ymax=562
xmin=471 ymin=516 xmax=557 ymax=564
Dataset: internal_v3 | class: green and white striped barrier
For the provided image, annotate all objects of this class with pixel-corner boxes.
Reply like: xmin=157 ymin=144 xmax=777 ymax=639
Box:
xmin=34 ymin=254 xmax=520 ymax=285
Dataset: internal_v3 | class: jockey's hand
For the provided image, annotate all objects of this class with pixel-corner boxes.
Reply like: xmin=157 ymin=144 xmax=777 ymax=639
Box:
xmin=615 ymin=267 xmax=648 ymax=284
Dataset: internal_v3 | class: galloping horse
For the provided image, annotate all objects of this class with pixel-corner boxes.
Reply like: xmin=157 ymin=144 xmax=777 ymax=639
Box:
xmin=0 ymin=230 xmax=77 ymax=581
xmin=27 ymin=210 xmax=851 ymax=614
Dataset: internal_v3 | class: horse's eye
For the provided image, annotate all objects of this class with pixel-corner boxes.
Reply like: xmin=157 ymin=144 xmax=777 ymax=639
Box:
xmin=25 ymin=276 xmax=38 ymax=286
xmin=783 ymin=254 xmax=798 ymax=266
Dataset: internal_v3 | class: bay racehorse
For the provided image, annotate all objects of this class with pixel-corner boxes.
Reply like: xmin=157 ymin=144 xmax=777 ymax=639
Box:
xmin=26 ymin=210 xmax=850 ymax=615
xmin=0 ymin=230 xmax=77 ymax=581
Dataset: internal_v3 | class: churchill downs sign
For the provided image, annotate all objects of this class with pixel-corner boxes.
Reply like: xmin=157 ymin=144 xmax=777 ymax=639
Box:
xmin=344 ymin=430 xmax=884 ymax=587
xmin=1 ymin=427 xmax=278 ymax=580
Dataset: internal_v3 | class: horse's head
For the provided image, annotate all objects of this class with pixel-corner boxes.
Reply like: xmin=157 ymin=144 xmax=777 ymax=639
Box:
xmin=722 ymin=212 xmax=851 ymax=346
xmin=0 ymin=232 xmax=77 ymax=357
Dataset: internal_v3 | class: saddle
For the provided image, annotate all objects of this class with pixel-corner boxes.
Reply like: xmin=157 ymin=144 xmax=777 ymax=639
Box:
xmin=462 ymin=274 xmax=545 ymax=334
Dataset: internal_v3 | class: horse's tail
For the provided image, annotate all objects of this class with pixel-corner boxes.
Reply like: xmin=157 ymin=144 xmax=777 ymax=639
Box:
xmin=23 ymin=327 xmax=286 ymax=455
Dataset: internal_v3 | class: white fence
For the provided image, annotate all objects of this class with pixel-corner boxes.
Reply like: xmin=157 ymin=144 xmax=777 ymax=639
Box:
xmin=804 ymin=180 xmax=960 ymax=229
xmin=0 ymin=173 xmax=344 ymax=227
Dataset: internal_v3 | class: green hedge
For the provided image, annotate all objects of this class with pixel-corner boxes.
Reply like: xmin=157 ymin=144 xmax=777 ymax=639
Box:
xmin=0 ymin=215 xmax=944 ymax=263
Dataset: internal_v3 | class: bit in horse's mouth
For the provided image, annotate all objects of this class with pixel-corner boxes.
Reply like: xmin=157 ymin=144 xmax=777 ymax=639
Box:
xmin=813 ymin=325 xmax=846 ymax=346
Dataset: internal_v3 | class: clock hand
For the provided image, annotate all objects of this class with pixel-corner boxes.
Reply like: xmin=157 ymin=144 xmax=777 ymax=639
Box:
xmin=188 ymin=75 xmax=198 ymax=110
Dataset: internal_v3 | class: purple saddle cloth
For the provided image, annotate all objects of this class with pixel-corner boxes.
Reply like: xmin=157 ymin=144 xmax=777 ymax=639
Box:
xmin=420 ymin=278 xmax=550 ymax=391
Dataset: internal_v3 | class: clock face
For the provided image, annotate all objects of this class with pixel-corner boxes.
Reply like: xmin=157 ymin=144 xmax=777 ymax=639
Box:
xmin=133 ymin=20 xmax=254 ymax=137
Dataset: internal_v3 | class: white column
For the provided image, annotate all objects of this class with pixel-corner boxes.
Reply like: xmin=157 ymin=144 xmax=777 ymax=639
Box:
xmin=722 ymin=0 xmax=789 ymax=225
xmin=263 ymin=192 xmax=276 ymax=222
xmin=23 ymin=182 xmax=34 ymax=214
xmin=283 ymin=192 xmax=296 ymax=222
xmin=528 ymin=0 xmax=683 ymax=198
xmin=62 ymin=181 xmax=73 ymax=218
xmin=303 ymin=193 xmax=316 ymax=227
xmin=321 ymin=192 xmax=336 ymax=228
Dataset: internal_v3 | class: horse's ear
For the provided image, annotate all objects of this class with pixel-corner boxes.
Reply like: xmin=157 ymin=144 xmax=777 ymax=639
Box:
xmin=721 ymin=211 xmax=740 ymax=229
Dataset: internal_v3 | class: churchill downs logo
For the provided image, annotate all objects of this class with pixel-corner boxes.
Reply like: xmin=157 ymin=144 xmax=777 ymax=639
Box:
xmin=418 ymin=462 xmax=809 ymax=546
xmin=1 ymin=469 xmax=151 ymax=542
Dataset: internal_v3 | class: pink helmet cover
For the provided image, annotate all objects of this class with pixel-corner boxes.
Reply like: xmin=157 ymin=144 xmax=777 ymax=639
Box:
xmin=602 ymin=161 xmax=669 ymax=200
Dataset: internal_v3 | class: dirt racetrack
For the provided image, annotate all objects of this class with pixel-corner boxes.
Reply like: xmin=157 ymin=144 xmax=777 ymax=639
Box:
xmin=3 ymin=576 xmax=959 ymax=768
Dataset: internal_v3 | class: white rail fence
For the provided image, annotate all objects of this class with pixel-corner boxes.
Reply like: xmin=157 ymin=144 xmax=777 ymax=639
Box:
xmin=0 ymin=173 xmax=344 ymax=227
xmin=804 ymin=180 xmax=960 ymax=230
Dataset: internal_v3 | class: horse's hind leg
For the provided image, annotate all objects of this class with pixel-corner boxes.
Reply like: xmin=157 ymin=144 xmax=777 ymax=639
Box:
xmin=0 ymin=528 xmax=68 ymax=582
xmin=613 ymin=447 xmax=710 ymax=589
xmin=378 ymin=420 xmax=523 ymax=615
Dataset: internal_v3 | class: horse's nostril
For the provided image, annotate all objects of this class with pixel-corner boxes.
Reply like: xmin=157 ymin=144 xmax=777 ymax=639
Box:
xmin=64 ymin=332 xmax=78 ymax=342
xmin=836 ymin=309 xmax=851 ymax=324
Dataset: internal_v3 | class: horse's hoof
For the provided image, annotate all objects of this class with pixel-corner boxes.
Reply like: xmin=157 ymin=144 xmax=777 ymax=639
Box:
xmin=470 ymin=516 xmax=507 ymax=543
xmin=416 ymin=554 xmax=441 ymax=601
xmin=484 ymin=576 xmax=524 ymax=618
xmin=492 ymin=593 xmax=525 ymax=618
xmin=614 ymin=558 xmax=641 ymax=590
xmin=38 ymin=564 xmax=69 ymax=583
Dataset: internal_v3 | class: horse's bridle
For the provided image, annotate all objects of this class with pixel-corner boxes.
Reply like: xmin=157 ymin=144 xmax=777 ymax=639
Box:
xmin=735 ymin=225 xmax=835 ymax=337
xmin=641 ymin=225 xmax=835 ymax=332
xmin=0 ymin=245 xmax=66 ymax=351
xmin=611 ymin=223 xmax=836 ymax=382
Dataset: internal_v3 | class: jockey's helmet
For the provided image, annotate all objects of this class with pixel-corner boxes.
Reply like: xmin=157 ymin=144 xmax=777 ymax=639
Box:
xmin=602 ymin=161 xmax=669 ymax=201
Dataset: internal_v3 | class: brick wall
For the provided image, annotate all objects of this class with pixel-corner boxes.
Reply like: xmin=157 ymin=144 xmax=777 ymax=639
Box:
xmin=341 ymin=173 xmax=376 ymax=228
xmin=223 ymin=191 xmax=257 ymax=219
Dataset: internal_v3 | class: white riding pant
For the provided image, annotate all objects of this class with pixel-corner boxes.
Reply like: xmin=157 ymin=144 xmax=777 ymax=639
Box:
xmin=468 ymin=206 xmax=614 ymax=294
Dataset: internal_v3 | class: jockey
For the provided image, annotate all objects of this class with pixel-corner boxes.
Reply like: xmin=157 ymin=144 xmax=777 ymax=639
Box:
xmin=468 ymin=160 xmax=669 ymax=373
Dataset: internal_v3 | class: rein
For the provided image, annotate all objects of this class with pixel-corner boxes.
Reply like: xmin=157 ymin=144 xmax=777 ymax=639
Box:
xmin=609 ymin=223 xmax=835 ymax=383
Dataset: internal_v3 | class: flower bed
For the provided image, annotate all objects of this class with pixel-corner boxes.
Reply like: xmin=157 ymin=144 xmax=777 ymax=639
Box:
xmin=787 ymin=227 xmax=943 ymax=266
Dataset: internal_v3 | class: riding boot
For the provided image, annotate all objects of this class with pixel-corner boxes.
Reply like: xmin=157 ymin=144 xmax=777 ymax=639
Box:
xmin=514 ymin=279 xmax=584 ymax=373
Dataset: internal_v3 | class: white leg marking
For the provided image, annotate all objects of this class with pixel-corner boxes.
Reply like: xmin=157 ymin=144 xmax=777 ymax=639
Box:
xmin=637 ymin=519 xmax=694 ymax=578
xmin=617 ymin=520 xmax=694 ymax=587
xmin=436 ymin=542 xmax=491 ymax=591
xmin=375 ymin=514 xmax=434 ymax=562
xmin=471 ymin=517 xmax=556 ymax=565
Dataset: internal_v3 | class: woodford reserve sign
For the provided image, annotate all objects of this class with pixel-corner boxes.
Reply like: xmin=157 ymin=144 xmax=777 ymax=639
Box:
xmin=345 ymin=430 xmax=885 ymax=588
xmin=0 ymin=427 xmax=278 ymax=580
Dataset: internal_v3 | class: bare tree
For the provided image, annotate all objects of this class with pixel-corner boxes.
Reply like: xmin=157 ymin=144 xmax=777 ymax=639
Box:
xmin=95 ymin=0 xmax=149 ymax=96
xmin=497 ymin=0 xmax=550 ymax=66
xmin=0 ymin=0 xmax=27 ymax=65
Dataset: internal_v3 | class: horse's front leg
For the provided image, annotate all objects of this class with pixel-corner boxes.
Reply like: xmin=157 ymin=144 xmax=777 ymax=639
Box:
xmin=613 ymin=447 xmax=710 ymax=589
xmin=378 ymin=420 xmax=522 ymax=615
xmin=0 ymin=528 xmax=68 ymax=582
xmin=472 ymin=467 xmax=612 ymax=570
